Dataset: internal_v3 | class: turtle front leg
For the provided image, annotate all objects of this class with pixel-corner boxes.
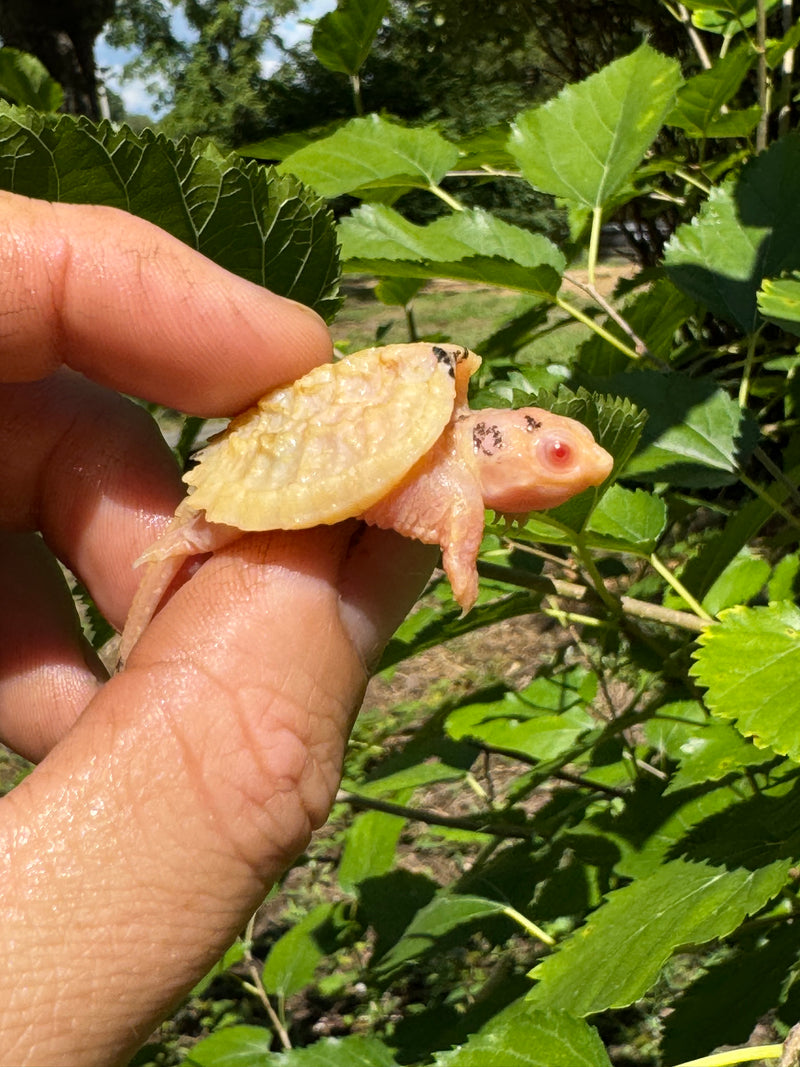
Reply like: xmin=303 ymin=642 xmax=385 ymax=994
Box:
xmin=362 ymin=430 xmax=486 ymax=612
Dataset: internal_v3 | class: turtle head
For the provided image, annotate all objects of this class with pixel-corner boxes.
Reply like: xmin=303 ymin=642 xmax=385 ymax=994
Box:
xmin=467 ymin=408 xmax=613 ymax=514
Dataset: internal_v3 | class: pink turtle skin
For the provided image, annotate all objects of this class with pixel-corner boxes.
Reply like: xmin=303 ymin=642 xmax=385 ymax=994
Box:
xmin=119 ymin=354 xmax=613 ymax=662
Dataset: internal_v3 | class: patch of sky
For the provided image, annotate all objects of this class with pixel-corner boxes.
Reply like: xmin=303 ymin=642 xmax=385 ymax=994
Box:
xmin=96 ymin=0 xmax=337 ymax=117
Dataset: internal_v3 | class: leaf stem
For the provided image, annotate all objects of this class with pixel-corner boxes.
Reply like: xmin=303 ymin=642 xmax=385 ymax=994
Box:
xmin=350 ymin=73 xmax=364 ymax=116
xmin=576 ymin=542 xmax=620 ymax=613
xmin=737 ymin=468 xmax=800 ymax=533
xmin=738 ymin=331 xmax=759 ymax=407
xmin=672 ymin=1044 xmax=783 ymax=1067
xmin=756 ymin=0 xmax=769 ymax=152
xmin=648 ymin=552 xmax=714 ymax=622
xmin=500 ymin=904 xmax=556 ymax=946
xmin=429 ymin=182 xmax=465 ymax=212
xmin=587 ymin=205 xmax=603 ymax=288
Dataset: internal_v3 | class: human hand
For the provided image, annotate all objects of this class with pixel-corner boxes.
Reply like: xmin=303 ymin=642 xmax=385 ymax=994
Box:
xmin=0 ymin=191 xmax=434 ymax=1066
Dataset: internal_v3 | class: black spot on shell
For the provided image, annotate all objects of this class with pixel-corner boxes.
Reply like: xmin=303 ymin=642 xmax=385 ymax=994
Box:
xmin=432 ymin=345 xmax=456 ymax=378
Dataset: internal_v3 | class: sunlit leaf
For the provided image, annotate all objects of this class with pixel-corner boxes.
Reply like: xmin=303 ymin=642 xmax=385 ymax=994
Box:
xmin=339 ymin=203 xmax=564 ymax=296
xmin=667 ymin=44 xmax=756 ymax=138
xmin=585 ymin=485 xmax=667 ymax=553
xmin=527 ymin=858 xmax=790 ymax=1015
xmin=701 ymin=548 xmax=770 ymax=615
xmin=185 ymin=1025 xmax=274 ymax=1066
xmin=435 ymin=1000 xmax=612 ymax=1067
xmin=445 ymin=670 xmax=596 ymax=762
xmin=692 ymin=602 xmax=800 ymax=759
xmin=279 ymin=114 xmax=458 ymax=198
xmin=665 ymin=720 xmax=774 ymax=794
xmin=508 ymin=44 xmax=682 ymax=209
xmin=758 ymin=272 xmax=800 ymax=334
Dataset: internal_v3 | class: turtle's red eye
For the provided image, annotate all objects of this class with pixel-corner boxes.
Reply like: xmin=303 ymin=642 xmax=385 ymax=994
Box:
xmin=543 ymin=437 xmax=573 ymax=467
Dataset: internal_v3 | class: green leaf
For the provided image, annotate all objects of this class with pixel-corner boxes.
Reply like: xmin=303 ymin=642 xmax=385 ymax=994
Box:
xmin=238 ymin=121 xmax=348 ymax=163
xmin=0 ymin=106 xmax=340 ymax=321
xmin=526 ymin=857 xmax=790 ymax=1016
xmin=758 ymin=272 xmax=800 ymax=334
xmin=353 ymin=762 xmax=466 ymax=798
xmin=596 ymin=780 xmax=740 ymax=881
xmin=278 ymin=114 xmax=459 ymax=198
xmin=274 ymin=1036 xmax=400 ymax=1066
xmin=665 ymin=134 xmax=800 ymax=332
xmin=261 ymin=903 xmax=334 ymax=998
xmin=0 ymin=48 xmax=63 ymax=111
xmin=585 ymin=485 xmax=667 ymax=553
xmin=445 ymin=670 xmax=596 ymax=762
xmin=769 ymin=553 xmax=800 ymax=602
xmin=665 ymin=720 xmax=774 ymax=794
xmin=605 ymin=371 xmax=758 ymax=487
xmin=684 ymin=0 xmax=781 ymax=34
xmin=338 ymin=810 xmax=405 ymax=893
xmin=645 ymin=700 xmax=708 ymax=758
xmin=311 ymin=0 xmax=389 ymax=77
xmin=667 ymin=44 xmax=755 ymax=138
xmin=339 ymin=203 xmax=564 ymax=296
xmin=508 ymin=44 xmax=682 ymax=209
xmin=454 ymin=124 xmax=517 ymax=172
xmin=767 ymin=19 xmax=800 ymax=68
xmin=375 ymin=894 xmax=516 ymax=976
xmin=435 ymin=1001 xmax=612 ymax=1067
xmin=692 ymin=602 xmax=800 ymax=760
xmin=190 ymin=938 xmax=247 ymax=997
xmin=379 ymin=592 xmax=539 ymax=670
xmin=185 ymin=1025 xmax=274 ymax=1067
xmin=374 ymin=276 xmax=424 ymax=307
xmin=701 ymin=547 xmax=770 ymax=615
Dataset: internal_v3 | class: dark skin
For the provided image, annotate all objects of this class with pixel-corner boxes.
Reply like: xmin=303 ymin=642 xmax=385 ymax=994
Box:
xmin=0 ymin=191 xmax=434 ymax=1066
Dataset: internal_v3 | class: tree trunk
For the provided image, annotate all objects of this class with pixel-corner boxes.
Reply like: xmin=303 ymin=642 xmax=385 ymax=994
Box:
xmin=0 ymin=0 xmax=116 ymax=118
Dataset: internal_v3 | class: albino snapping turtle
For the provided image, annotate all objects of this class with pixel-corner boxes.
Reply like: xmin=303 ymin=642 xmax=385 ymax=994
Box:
xmin=120 ymin=342 xmax=613 ymax=661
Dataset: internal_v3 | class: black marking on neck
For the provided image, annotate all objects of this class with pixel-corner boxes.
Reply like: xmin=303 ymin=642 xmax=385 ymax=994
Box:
xmin=473 ymin=420 xmax=504 ymax=455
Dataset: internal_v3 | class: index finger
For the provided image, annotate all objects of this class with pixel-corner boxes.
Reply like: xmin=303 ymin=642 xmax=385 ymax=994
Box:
xmin=1 ymin=192 xmax=333 ymax=414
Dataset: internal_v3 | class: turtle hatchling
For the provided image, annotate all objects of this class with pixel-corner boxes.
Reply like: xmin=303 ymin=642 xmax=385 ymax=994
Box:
xmin=120 ymin=342 xmax=613 ymax=660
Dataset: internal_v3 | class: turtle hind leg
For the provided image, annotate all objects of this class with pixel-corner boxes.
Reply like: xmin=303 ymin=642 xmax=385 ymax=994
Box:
xmin=118 ymin=553 xmax=188 ymax=667
xmin=118 ymin=509 xmax=241 ymax=667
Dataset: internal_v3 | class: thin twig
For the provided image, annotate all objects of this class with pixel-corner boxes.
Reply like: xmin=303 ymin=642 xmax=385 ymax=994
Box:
xmin=242 ymin=928 xmax=292 ymax=1051
xmin=674 ymin=1 xmax=714 ymax=68
xmin=475 ymin=561 xmax=708 ymax=633
xmin=336 ymin=791 xmax=536 ymax=840
xmin=756 ymin=0 xmax=769 ymax=153
xmin=563 ymin=271 xmax=670 ymax=371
